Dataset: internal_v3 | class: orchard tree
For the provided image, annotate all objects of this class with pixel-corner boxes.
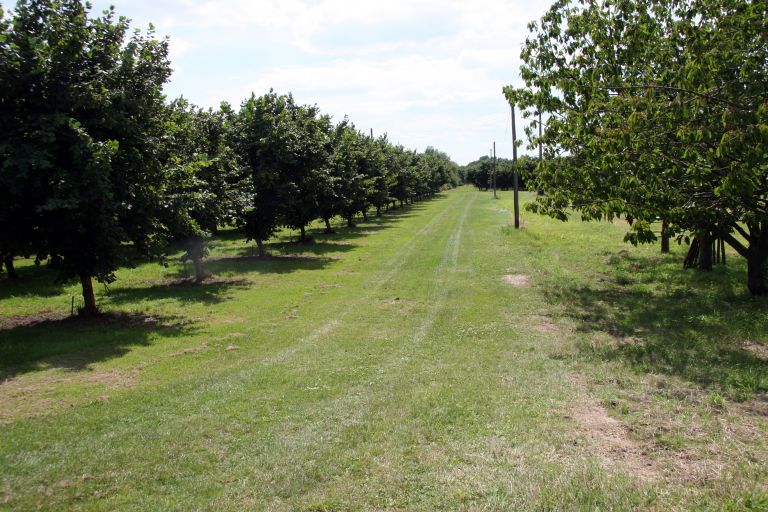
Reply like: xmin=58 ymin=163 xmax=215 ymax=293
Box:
xmin=508 ymin=0 xmax=768 ymax=295
xmin=163 ymin=98 xmax=247 ymax=280
xmin=390 ymin=146 xmax=418 ymax=208
xmin=364 ymin=134 xmax=394 ymax=216
xmin=0 ymin=0 xmax=173 ymax=313
xmin=463 ymin=157 xmax=492 ymax=191
xmin=232 ymin=92 xmax=331 ymax=250
xmin=330 ymin=121 xmax=368 ymax=227
xmin=279 ymin=101 xmax=331 ymax=242
xmin=231 ymin=92 xmax=291 ymax=257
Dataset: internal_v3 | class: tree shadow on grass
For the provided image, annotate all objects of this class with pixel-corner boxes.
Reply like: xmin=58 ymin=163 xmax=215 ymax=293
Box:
xmin=277 ymin=200 xmax=436 ymax=244
xmin=203 ymin=253 xmax=338 ymax=278
xmin=105 ymin=278 xmax=252 ymax=307
xmin=543 ymin=251 xmax=768 ymax=399
xmin=0 ymin=312 xmax=196 ymax=381
xmin=0 ymin=262 xmax=66 ymax=301
xmin=200 ymin=197 xmax=441 ymax=261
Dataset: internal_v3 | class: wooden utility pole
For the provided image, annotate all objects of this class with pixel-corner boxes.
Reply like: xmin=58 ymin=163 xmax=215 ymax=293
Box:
xmin=510 ymin=103 xmax=520 ymax=228
xmin=492 ymin=142 xmax=498 ymax=199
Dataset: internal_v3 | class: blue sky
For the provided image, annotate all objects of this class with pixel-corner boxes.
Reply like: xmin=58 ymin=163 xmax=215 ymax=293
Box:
xmin=88 ymin=0 xmax=550 ymax=165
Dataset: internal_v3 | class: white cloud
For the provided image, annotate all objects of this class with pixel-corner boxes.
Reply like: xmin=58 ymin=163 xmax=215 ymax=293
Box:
xmin=91 ymin=0 xmax=552 ymax=163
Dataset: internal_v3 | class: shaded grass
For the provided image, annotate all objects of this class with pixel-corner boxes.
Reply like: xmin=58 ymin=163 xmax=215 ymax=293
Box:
xmin=541 ymin=241 xmax=768 ymax=400
xmin=0 ymin=313 xmax=195 ymax=382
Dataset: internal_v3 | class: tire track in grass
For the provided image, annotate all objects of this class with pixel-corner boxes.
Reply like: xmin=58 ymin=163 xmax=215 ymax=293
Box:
xmin=4 ymin=190 xmax=475 ymax=511
xmin=246 ymin=191 xmax=479 ymax=501
xmin=258 ymin=196 xmax=460 ymax=367
xmin=410 ymin=189 xmax=475 ymax=344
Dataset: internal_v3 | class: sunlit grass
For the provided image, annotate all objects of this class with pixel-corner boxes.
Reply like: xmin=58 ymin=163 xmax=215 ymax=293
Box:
xmin=1 ymin=187 xmax=766 ymax=511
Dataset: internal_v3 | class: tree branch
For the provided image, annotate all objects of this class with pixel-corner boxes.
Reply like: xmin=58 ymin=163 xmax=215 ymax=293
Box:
xmin=596 ymin=84 xmax=751 ymax=111
xmin=722 ymin=231 xmax=749 ymax=258
xmin=732 ymin=223 xmax=751 ymax=242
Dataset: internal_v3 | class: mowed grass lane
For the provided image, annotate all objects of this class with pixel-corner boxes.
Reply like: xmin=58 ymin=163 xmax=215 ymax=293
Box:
xmin=1 ymin=186 xmax=767 ymax=510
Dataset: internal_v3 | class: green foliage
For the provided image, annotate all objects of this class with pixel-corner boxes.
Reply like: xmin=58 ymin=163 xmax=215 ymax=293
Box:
xmin=0 ymin=1 xmax=460 ymax=303
xmin=162 ymin=98 xmax=248 ymax=277
xmin=0 ymin=0 xmax=172 ymax=312
xmin=462 ymin=155 xmax=535 ymax=191
xmin=329 ymin=120 xmax=368 ymax=226
xmin=506 ymin=0 xmax=768 ymax=295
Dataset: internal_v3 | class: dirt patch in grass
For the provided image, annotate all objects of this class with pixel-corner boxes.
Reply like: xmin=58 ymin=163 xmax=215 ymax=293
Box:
xmin=0 ymin=367 xmax=140 ymax=423
xmin=733 ymin=395 xmax=768 ymax=417
xmin=571 ymin=376 xmax=660 ymax=481
xmin=220 ymin=332 xmax=246 ymax=341
xmin=379 ymin=297 xmax=421 ymax=313
xmin=160 ymin=276 xmax=251 ymax=287
xmin=0 ymin=311 xmax=69 ymax=330
xmin=0 ymin=310 xmax=174 ymax=332
xmin=502 ymin=274 xmax=531 ymax=288
xmin=740 ymin=339 xmax=768 ymax=361
xmin=534 ymin=322 xmax=560 ymax=334
xmin=212 ymin=254 xmax=330 ymax=263
xmin=169 ymin=343 xmax=209 ymax=357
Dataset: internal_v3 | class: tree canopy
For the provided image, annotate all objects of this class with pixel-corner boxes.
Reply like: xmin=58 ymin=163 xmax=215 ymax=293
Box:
xmin=0 ymin=0 xmax=173 ymax=313
xmin=0 ymin=1 xmax=461 ymax=312
xmin=506 ymin=0 xmax=768 ymax=295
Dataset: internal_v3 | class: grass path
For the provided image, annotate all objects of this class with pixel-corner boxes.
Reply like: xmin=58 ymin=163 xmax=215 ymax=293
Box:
xmin=1 ymin=187 xmax=767 ymax=510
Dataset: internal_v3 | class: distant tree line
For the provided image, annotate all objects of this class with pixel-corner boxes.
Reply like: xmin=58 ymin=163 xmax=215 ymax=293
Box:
xmin=0 ymin=0 xmax=461 ymax=314
xmin=462 ymin=156 xmax=536 ymax=191
xmin=505 ymin=0 xmax=768 ymax=296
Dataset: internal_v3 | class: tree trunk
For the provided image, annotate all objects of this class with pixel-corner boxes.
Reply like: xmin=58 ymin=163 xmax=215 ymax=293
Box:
xmin=79 ymin=273 xmax=98 ymax=316
xmin=721 ymin=238 xmax=726 ymax=266
xmin=661 ymin=222 xmax=670 ymax=253
xmin=747 ymin=250 xmax=768 ymax=296
xmin=346 ymin=214 xmax=355 ymax=228
xmin=400 ymin=200 xmax=404 ymax=208
xmin=256 ymin=239 xmax=266 ymax=258
xmin=323 ymin=217 xmax=335 ymax=234
xmin=684 ymin=238 xmax=699 ymax=269
xmin=698 ymin=231 xmax=713 ymax=271
xmin=299 ymin=225 xmax=307 ymax=242
xmin=362 ymin=210 xmax=368 ymax=222
xmin=376 ymin=205 xmax=382 ymax=217
xmin=193 ymin=256 xmax=206 ymax=282
xmin=3 ymin=256 xmax=17 ymax=279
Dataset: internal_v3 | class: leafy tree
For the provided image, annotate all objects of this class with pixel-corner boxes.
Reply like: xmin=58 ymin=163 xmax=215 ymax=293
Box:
xmin=231 ymin=92 xmax=291 ymax=257
xmin=420 ymin=146 xmax=460 ymax=194
xmin=163 ymin=98 xmax=247 ymax=280
xmin=364 ymin=134 xmax=394 ymax=216
xmin=315 ymin=165 xmax=340 ymax=234
xmin=463 ymin=157 xmax=492 ymax=190
xmin=389 ymin=146 xmax=417 ymax=208
xmin=0 ymin=0 xmax=173 ymax=313
xmin=330 ymin=121 xmax=368 ymax=227
xmin=279 ymin=101 xmax=331 ymax=242
xmin=507 ymin=0 xmax=768 ymax=295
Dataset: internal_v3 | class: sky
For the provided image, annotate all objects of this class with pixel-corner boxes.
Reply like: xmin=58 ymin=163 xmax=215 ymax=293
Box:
xmin=89 ymin=0 xmax=551 ymax=165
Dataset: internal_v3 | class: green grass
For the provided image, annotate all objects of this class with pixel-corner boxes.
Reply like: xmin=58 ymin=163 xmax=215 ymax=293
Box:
xmin=1 ymin=187 xmax=767 ymax=510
